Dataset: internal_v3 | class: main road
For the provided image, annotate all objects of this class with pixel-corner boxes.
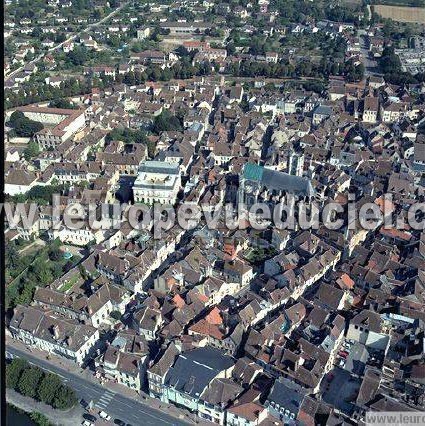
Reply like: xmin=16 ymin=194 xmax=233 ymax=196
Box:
xmin=6 ymin=345 xmax=190 ymax=426
xmin=5 ymin=1 xmax=129 ymax=80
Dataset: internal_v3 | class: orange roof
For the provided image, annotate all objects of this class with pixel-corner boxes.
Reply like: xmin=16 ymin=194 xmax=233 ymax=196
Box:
xmin=189 ymin=319 xmax=224 ymax=340
xmin=228 ymin=403 xmax=264 ymax=421
xmin=380 ymin=227 xmax=412 ymax=242
xmin=375 ymin=196 xmax=394 ymax=214
xmin=172 ymin=294 xmax=185 ymax=309
xmin=339 ymin=273 xmax=354 ymax=289
xmin=205 ymin=307 xmax=223 ymax=325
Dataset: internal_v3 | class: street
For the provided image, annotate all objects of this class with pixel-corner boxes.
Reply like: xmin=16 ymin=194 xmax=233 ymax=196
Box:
xmin=6 ymin=346 xmax=190 ymax=426
xmin=358 ymin=32 xmax=382 ymax=78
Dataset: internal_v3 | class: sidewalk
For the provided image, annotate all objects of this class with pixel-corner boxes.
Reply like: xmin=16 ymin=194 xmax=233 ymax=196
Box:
xmin=6 ymin=388 xmax=84 ymax=426
xmin=7 ymin=337 xmax=207 ymax=425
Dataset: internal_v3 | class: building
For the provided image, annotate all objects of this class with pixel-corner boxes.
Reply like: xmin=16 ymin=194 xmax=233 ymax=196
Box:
xmin=238 ymin=163 xmax=314 ymax=208
xmin=132 ymin=160 xmax=181 ymax=205
xmin=9 ymin=305 xmax=99 ymax=365
xmin=161 ymin=347 xmax=236 ymax=420
xmin=362 ymin=97 xmax=379 ymax=123
xmin=14 ymin=106 xmax=86 ymax=149
xmin=266 ymin=378 xmax=307 ymax=423
xmin=160 ymin=22 xmax=211 ymax=35
xmin=95 ymin=330 xmax=150 ymax=391
xmin=137 ymin=27 xmax=150 ymax=40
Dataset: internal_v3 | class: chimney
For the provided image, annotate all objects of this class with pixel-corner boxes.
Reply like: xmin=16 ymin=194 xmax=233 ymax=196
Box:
xmin=52 ymin=324 xmax=60 ymax=339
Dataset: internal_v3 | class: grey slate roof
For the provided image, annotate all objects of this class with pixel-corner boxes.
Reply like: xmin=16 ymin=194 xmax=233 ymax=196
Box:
xmin=164 ymin=347 xmax=235 ymax=398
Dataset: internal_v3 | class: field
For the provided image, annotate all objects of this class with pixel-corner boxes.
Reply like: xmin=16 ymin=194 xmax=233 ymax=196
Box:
xmin=373 ymin=5 xmax=425 ymax=23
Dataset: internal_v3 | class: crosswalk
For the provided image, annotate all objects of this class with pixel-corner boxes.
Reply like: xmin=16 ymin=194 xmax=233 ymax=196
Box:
xmin=96 ymin=390 xmax=116 ymax=409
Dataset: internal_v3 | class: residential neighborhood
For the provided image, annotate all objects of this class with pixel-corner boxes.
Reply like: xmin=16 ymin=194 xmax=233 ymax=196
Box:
xmin=4 ymin=0 xmax=425 ymax=425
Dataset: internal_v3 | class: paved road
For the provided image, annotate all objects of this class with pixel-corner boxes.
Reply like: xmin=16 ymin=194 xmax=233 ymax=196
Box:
xmin=6 ymin=346 xmax=189 ymax=426
xmin=359 ymin=33 xmax=382 ymax=78
xmin=5 ymin=2 xmax=128 ymax=80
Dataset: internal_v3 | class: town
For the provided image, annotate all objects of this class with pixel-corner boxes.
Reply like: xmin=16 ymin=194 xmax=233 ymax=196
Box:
xmin=4 ymin=0 xmax=425 ymax=425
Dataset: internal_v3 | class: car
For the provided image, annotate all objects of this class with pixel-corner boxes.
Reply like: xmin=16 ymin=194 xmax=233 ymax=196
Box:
xmin=99 ymin=411 xmax=111 ymax=421
xmin=338 ymin=350 xmax=349 ymax=358
xmin=80 ymin=399 xmax=89 ymax=409
xmin=114 ymin=420 xmax=126 ymax=426
xmin=83 ymin=413 xmax=97 ymax=422
xmin=327 ymin=373 xmax=335 ymax=382
xmin=82 ymin=421 xmax=93 ymax=426
xmin=339 ymin=359 xmax=345 ymax=367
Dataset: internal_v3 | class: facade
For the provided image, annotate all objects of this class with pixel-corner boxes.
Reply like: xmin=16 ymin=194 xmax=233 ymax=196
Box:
xmin=9 ymin=305 xmax=99 ymax=365
xmin=362 ymin=97 xmax=379 ymax=123
xmin=15 ymin=106 xmax=86 ymax=149
xmin=133 ymin=160 xmax=181 ymax=205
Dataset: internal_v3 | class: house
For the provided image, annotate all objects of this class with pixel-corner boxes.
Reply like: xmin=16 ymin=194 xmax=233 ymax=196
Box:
xmin=227 ymin=402 xmax=268 ymax=426
xmin=347 ymin=310 xmax=390 ymax=351
xmin=9 ymin=305 xmax=99 ymax=366
xmin=363 ymin=97 xmax=379 ymax=123
xmin=312 ymin=105 xmax=332 ymax=125
xmin=95 ymin=330 xmax=150 ymax=391
xmin=4 ymin=169 xmax=38 ymax=195
xmin=161 ymin=347 xmax=236 ymax=414
xmin=147 ymin=342 xmax=180 ymax=399
xmin=266 ymin=378 xmax=307 ymax=423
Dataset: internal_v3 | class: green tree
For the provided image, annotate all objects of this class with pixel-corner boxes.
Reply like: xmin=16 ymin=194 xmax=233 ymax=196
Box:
xmin=6 ymin=359 xmax=29 ymax=389
xmin=9 ymin=111 xmax=44 ymax=137
xmin=53 ymin=385 xmax=77 ymax=409
xmin=18 ymin=367 xmax=44 ymax=398
xmin=23 ymin=140 xmax=40 ymax=161
xmin=48 ymin=98 xmax=76 ymax=109
xmin=37 ymin=373 xmax=63 ymax=406
xmin=30 ymin=412 xmax=52 ymax=426
xmin=153 ymin=110 xmax=182 ymax=134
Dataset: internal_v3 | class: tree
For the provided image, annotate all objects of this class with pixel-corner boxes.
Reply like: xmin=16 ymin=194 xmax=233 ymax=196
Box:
xmin=110 ymin=310 xmax=122 ymax=320
xmin=53 ymin=385 xmax=77 ymax=409
xmin=379 ymin=45 xmax=402 ymax=75
xmin=153 ymin=110 xmax=182 ymax=134
xmin=9 ymin=111 xmax=43 ymax=137
xmin=23 ymin=141 xmax=40 ymax=161
xmin=6 ymin=359 xmax=29 ymax=389
xmin=68 ymin=47 xmax=88 ymax=66
xmin=37 ymin=373 xmax=63 ymax=406
xmin=18 ymin=366 xmax=44 ymax=398
xmin=48 ymin=99 xmax=76 ymax=109
xmin=30 ymin=412 xmax=51 ymax=426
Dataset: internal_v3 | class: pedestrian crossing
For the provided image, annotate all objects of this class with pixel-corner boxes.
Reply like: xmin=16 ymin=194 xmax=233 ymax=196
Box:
xmin=96 ymin=390 xmax=115 ymax=409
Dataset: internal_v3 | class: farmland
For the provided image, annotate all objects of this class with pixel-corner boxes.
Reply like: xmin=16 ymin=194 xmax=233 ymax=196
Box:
xmin=373 ymin=5 xmax=425 ymax=23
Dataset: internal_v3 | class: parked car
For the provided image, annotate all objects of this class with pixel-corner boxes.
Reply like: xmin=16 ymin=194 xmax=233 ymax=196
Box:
xmin=80 ymin=399 xmax=89 ymax=409
xmin=114 ymin=419 xmax=126 ymax=426
xmin=338 ymin=350 xmax=349 ymax=358
xmin=82 ymin=421 xmax=93 ymax=426
xmin=83 ymin=413 xmax=97 ymax=422
xmin=99 ymin=411 xmax=111 ymax=421
xmin=339 ymin=359 xmax=345 ymax=368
